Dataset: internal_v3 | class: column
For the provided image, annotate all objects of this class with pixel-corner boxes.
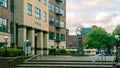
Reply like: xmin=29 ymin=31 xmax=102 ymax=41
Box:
xmin=18 ymin=27 xmax=26 ymax=48
xmin=43 ymin=33 xmax=49 ymax=55
xmin=28 ymin=29 xmax=35 ymax=55
xmin=37 ymin=31 xmax=43 ymax=55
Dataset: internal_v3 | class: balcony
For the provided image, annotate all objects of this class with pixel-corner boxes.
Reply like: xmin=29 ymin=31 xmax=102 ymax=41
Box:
xmin=56 ymin=0 xmax=63 ymax=3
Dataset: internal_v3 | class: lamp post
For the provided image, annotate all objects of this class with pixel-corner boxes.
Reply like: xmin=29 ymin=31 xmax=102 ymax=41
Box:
xmin=35 ymin=33 xmax=37 ymax=55
xmin=76 ymin=26 xmax=84 ymax=55
xmin=115 ymin=35 xmax=120 ymax=62
xmin=4 ymin=36 xmax=8 ymax=57
xmin=54 ymin=37 xmax=56 ymax=48
xmin=26 ymin=40 xmax=29 ymax=56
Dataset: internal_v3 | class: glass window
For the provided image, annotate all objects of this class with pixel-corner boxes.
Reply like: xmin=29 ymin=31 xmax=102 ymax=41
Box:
xmin=52 ymin=4 xmax=54 ymax=12
xmin=62 ymin=0 xmax=65 ymax=4
xmin=60 ymin=21 xmax=65 ymax=28
xmin=35 ymin=7 xmax=41 ymax=19
xmin=49 ymin=3 xmax=54 ymax=12
xmin=43 ymin=12 xmax=47 ymax=21
xmin=60 ymin=8 xmax=65 ymax=16
xmin=49 ymin=32 xmax=55 ymax=40
xmin=56 ymin=6 xmax=59 ymax=13
xmin=0 ymin=0 xmax=7 ymax=8
xmin=49 ymin=3 xmax=52 ymax=11
xmin=61 ymin=34 xmax=65 ymax=41
xmin=28 ymin=3 xmax=32 ymax=15
xmin=49 ymin=17 xmax=54 ymax=26
xmin=0 ymin=18 xmax=8 ymax=32
xmin=43 ymin=0 xmax=47 ymax=5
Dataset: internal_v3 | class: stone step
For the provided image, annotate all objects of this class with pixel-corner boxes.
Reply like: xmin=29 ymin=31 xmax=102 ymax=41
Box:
xmin=14 ymin=64 xmax=113 ymax=68
xmin=29 ymin=59 xmax=113 ymax=62
xmin=25 ymin=62 xmax=113 ymax=65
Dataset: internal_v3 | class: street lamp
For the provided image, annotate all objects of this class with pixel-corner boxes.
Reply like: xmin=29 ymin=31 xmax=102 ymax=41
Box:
xmin=26 ymin=40 xmax=29 ymax=56
xmin=115 ymin=35 xmax=120 ymax=62
xmin=69 ymin=42 xmax=71 ymax=49
xmin=76 ymin=26 xmax=84 ymax=55
xmin=35 ymin=33 xmax=38 ymax=55
xmin=54 ymin=37 xmax=56 ymax=48
xmin=4 ymin=36 xmax=8 ymax=57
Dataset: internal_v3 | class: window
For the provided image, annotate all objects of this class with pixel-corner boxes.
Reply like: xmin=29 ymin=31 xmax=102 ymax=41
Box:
xmin=60 ymin=8 xmax=65 ymax=16
xmin=49 ymin=32 xmax=55 ymax=40
xmin=0 ymin=18 xmax=8 ymax=32
xmin=0 ymin=0 xmax=7 ymax=8
xmin=43 ymin=12 xmax=47 ymax=21
xmin=35 ymin=7 xmax=41 ymax=19
xmin=56 ymin=6 xmax=59 ymax=13
xmin=62 ymin=0 xmax=65 ymax=4
xmin=61 ymin=34 xmax=65 ymax=41
xmin=49 ymin=17 xmax=54 ymax=26
xmin=27 ymin=3 xmax=32 ymax=15
xmin=43 ymin=0 xmax=47 ymax=5
xmin=0 ymin=43 xmax=4 ymax=48
xmin=60 ymin=21 xmax=65 ymax=28
xmin=49 ymin=3 xmax=54 ymax=12
xmin=38 ymin=0 xmax=41 ymax=2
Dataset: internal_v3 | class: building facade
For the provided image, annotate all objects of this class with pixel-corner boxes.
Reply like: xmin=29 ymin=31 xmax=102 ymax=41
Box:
xmin=0 ymin=0 xmax=10 ymax=48
xmin=49 ymin=0 xmax=66 ymax=49
xmin=12 ymin=0 xmax=49 ymax=55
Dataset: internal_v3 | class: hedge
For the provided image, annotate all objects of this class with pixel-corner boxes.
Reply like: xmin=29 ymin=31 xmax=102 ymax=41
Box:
xmin=0 ymin=48 xmax=24 ymax=57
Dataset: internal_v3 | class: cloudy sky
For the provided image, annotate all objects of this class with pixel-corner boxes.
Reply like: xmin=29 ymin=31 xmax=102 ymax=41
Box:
xmin=66 ymin=0 xmax=120 ymax=35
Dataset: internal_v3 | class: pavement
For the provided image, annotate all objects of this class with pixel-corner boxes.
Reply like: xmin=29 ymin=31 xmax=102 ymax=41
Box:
xmin=34 ymin=55 xmax=115 ymax=61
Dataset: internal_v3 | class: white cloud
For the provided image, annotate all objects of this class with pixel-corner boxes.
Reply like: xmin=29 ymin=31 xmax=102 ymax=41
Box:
xmin=67 ymin=0 xmax=120 ymax=35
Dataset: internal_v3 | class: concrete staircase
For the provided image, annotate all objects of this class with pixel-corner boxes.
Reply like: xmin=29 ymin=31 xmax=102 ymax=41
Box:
xmin=13 ymin=59 xmax=113 ymax=68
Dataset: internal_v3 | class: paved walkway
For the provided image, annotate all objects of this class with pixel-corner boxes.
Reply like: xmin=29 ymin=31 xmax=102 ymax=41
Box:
xmin=34 ymin=55 xmax=114 ymax=61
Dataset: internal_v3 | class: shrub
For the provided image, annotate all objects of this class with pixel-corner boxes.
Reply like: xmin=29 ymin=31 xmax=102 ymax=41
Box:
xmin=0 ymin=48 xmax=24 ymax=57
xmin=49 ymin=48 xmax=56 ymax=55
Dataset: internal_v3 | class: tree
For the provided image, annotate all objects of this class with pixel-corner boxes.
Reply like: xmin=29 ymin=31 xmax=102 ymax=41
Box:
xmin=113 ymin=24 xmax=120 ymax=36
xmin=84 ymin=27 xmax=113 ymax=53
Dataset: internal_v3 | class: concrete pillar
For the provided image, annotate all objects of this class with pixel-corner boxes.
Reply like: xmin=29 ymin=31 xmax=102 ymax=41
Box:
xmin=37 ymin=31 xmax=43 ymax=55
xmin=28 ymin=29 xmax=35 ymax=55
xmin=43 ymin=33 xmax=49 ymax=55
xmin=18 ymin=28 xmax=26 ymax=48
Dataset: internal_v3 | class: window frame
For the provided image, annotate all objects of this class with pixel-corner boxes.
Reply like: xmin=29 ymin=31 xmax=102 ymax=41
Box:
xmin=27 ymin=3 xmax=32 ymax=16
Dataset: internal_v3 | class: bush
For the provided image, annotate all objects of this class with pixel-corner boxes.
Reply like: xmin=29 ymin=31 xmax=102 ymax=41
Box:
xmin=0 ymin=48 xmax=24 ymax=57
xmin=49 ymin=49 xmax=72 ymax=55
xmin=49 ymin=48 xmax=56 ymax=55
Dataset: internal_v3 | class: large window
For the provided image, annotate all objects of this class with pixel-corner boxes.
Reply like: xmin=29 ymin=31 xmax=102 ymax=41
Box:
xmin=35 ymin=7 xmax=41 ymax=19
xmin=49 ymin=17 xmax=54 ymax=26
xmin=0 ymin=0 xmax=7 ymax=8
xmin=0 ymin=18 xmax=8 ymax=32
xmin=61 ymin=34 xmax=65 ymax=41
xmin=60 ymin=8 xmax=65 ymax=16
xmin=27 ymin=3 xmax=32 ymax=15
xmin=60 ymin=21 xmax=65 ymax=28
xmin=43 ymin=12 xmax=47 ymax=21
xmin=56 ymin=6 xmax=59 ymax=13
xmin=61 ymin=0 xmax=65 ymax=4
xmin=49 ymin=3 xmax=54 ymax=12
xmin=49 ymin=32 xmax=55 ymax=40
xmin=43 ymin=0 xmax=47 ymax=5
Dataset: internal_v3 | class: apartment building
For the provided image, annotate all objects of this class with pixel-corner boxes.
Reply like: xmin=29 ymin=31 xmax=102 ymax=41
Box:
xmin=0 ymin=0 xmax=10 ymax=48
xmin=12 ymin=0 xmax=49 ymax=55
xmin=49 ymin=0 xmax=66 ymax=49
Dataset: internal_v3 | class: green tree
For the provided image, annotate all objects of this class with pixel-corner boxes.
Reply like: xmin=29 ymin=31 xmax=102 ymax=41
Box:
xmin=113 ymin=24 xmax=120 ymax=35
xmin=84 ymin=27 xmax=113 ymax=53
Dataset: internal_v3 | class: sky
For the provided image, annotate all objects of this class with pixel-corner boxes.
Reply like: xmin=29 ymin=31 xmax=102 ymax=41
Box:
xmin=66 ymin=0 xmax=120 ymax=35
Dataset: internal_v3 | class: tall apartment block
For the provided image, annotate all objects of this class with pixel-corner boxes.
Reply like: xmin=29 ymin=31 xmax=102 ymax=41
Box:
xmin=11 ymin=0 xmax=49 ymax=55
xmin=0 ymin=0 xmax=10 ymax=48
xmin=49 ymin=0 xmax=66 ymax=49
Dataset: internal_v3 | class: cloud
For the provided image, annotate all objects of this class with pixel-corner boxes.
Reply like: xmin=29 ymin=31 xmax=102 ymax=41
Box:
xmin=66 ymin=0 xmax=120 ymax=35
